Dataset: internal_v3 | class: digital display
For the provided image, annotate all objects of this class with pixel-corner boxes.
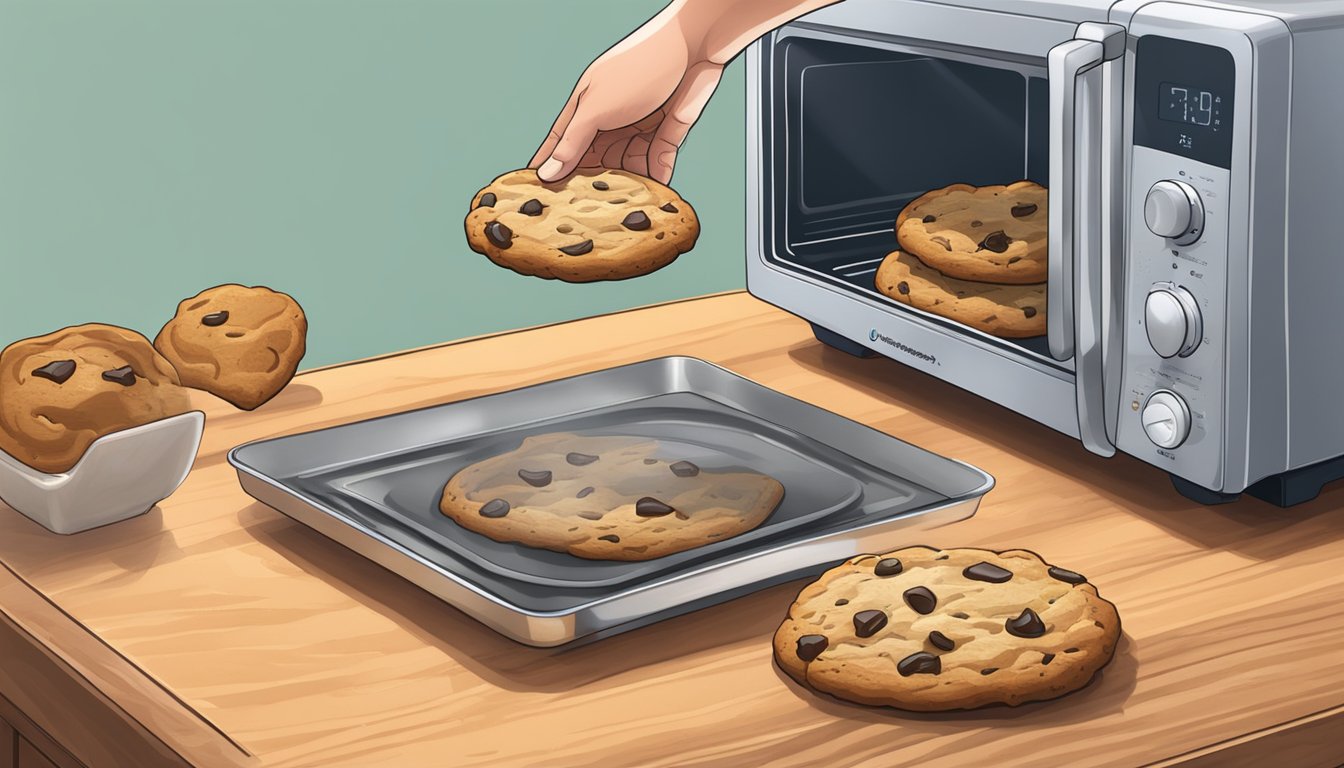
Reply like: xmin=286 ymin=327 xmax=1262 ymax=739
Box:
xmin=1159 ymin=82 xmax=1222 ymax=129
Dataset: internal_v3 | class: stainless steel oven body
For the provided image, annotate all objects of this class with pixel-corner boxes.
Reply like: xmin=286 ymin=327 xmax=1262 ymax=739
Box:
xmin=746 ymin=0 xmax=1344 ymax=504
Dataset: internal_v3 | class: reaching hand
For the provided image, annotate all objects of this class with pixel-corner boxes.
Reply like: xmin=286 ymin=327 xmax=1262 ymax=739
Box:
xmin=529 ymin=10 xmax=723 ymax=185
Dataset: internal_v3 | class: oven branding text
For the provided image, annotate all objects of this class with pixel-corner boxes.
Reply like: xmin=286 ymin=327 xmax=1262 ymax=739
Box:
xmin=869 ymin=329 xmax=938 ymax=366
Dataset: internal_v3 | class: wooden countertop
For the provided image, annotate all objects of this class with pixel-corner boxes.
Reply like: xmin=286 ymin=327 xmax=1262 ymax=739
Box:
xmin=1 ymin=292 xmax=1342 ymax=768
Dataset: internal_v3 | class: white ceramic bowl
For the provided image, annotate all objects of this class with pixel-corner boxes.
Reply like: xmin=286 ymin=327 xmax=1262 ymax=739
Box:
xmin=0 ymin=411 xmax=204 ymax=535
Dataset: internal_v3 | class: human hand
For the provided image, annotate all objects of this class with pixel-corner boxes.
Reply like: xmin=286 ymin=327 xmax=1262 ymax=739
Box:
xmin=529 ymin=8 xmax=723 ymax=185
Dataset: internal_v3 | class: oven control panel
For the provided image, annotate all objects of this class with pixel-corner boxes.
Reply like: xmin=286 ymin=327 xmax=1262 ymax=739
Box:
xmin=1117 ymin=33 xmax=1239 ymax=491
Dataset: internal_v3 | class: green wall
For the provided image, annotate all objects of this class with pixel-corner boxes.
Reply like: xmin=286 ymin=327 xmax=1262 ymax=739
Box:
xmin=0 ymin=0 xmax=747 ymax=369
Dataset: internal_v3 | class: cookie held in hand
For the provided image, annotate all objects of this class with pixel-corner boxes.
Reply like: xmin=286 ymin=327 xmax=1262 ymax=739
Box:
xmin=773 ymin=546 xmax=1120 ymax=711
xmin=154 ymin=284 xmax=306 ymax=410
xmin=464 ymin=169 xmax=699 ymax=282
xmin=895 ymin=181 xmax=1049 ymax=285
xmin=439 ymin=433 xmax=783 ymax=561
xmin=0 ymin=324 xmax=192 ymax=474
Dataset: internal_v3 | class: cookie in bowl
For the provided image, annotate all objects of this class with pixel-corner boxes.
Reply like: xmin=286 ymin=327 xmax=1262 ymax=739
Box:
xmin=774 ymin=546 xmax=1120 ymax=711
xmin=154 ymin=284 xmax=307 ymax=410
xmin=464 ymin=169 xmax=699 ymax=282
xmin=0 ymin=323 xmax=202 ymax=534
xmin=0 ymin=323 xmax=193 ymax=474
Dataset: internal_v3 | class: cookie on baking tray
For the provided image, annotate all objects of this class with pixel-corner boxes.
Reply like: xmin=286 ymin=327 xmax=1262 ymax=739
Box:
xmin=894 ymin=181 xmax=1048 ymax=285
xmin=439 ymin=432 xmax=784 ymax=561
xmin=154 ymin=284 xmax=307 ymax=410
xmin=464 ymin=169 xmax=699 ymax=282
xmin=0 ymin=324 xmax=192 ymax=474
xmin=773 ymin=546 xmax=1120 ymax=711
xmin=875 ymin=250 xmax=1045 ymax=338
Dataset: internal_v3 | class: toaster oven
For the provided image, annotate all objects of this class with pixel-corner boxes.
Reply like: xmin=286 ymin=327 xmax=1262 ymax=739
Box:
xmin=745 ymin=0 xmax=1344 ymax=505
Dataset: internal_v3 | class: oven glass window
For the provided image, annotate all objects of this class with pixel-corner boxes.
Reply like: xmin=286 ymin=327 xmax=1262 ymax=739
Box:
xmin=766 ymin=35 xmax=1051 ymax=361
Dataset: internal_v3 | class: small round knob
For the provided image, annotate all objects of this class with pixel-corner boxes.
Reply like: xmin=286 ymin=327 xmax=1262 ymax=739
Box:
xmin=1145 ymin=283 xmax=1203 ymax=358
xmin=1144 ymin=180 xmax=1204 ymax=245
xmin=1142 ymin=390 xmax=1191 ymax=449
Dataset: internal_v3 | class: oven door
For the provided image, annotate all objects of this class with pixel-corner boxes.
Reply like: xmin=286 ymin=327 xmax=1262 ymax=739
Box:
xmin=746 ymin=0 xmax=1125 ymax=454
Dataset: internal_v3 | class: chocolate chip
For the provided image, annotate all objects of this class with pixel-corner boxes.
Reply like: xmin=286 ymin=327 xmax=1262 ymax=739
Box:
xmin=479 ymin=498 xmax=510 ymax=518
xmin=963 ymin=562 xmax=1013 ymax=583
xmin=970 ymin=220 xmax=983 ymax=227
xmin=31 ymin=360 xmax=76 ymax=384
xmin=903 ymin=586 xmax=937 ymax=615
xmin=874 ymin=558 xmax=903 ymax=577
xmin=931 ymin=236 xmax=952 ymax=251
xmin=928 ymin=630 xmax=955 ymax=651
xmin=796 ymin=634 xmax=828 ymax=661
xmin=669 ymin=460 xmax=699 ymax=478
xmin=1064 ymin=647 xmax=1080 ymax=653
xmin=477 ymin=192 xmax=497 ymax=208
xmin=897 ymin=652 xmax=941 ymax=676
xmin=517 ymin=469 xmax=552 ymax=487
xmin=101 ymin=365 xmax=137 ymax=386
xmin=921 ymin=214 xmax=937 ymax=223
xmin=853 ymin=610 xmax=888 ymax=638
xmin=566 ymin=452 xmax=599 ymax=466
xmin=1023 ymin=306 xmax=1038 ymax=318
xmin=1006 ymin=608 xmax=1047 ymax=638
xmin=982 ymin=314 xmax=998 ymax=323
xmin=643 ymin=459 xmax=658 ymax=465
xmin=520 ymin=198 xmax=544 ymax=216
xmin=896 ymin=281 xmax=910 ymax=295
xmin=635 ymin=497 xmax=674 ymax=517
xmin=576 ymin=486 xmax=595 ymax=499
xmin=980 ymin=231 xmax=1011 ymax=253
xmin=558 ymin=239 xmax=593 ymax=256
xmin=592 ymin=180 xmax=609 ymax=191
xmin=201 ymin=311 xmax=229 ymax=327
xmin=598 ymin=534 xmax=620 ymax=543
xmin=834 ymin=598 xmax=849 ymax=606
xmin=1041 ymin=652 xmax=1056 ymax=665
xmin=1008 ymin=256 xmax=1022 ymax=264
xmin=1048 ymin=566 xmax=1087 ymax=585
xmin=660 ymin=202 xmax=679 ymax=213
xmin=981 ymin=667 xmax=998 ymax=675
xmin=621 ymin=211 xmax=651 ymax=231
xmin=485 ymin=221 xmax=513 ymax=249
xmin=951 ymin=612 xmax=970 ymax=619
xmin=1011 ymin=202 xmax=1038 ymax=217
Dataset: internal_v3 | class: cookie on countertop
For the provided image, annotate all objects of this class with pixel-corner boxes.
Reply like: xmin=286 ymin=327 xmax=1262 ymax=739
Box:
xmin=464 ymin=169 xmax=699 ymax=282
xmin=895 ymin=181 xmax=1048 ymax=285
xmin=439 ymin=432 xmax=784 ymax=561
xmin=875 ymin=250 xmax=1045 ymax=338
xmin=773 ymin=546 xmax=1120 ymax=711
xmin=0 ymin=324 xmax=193 ymax=474
xmin=154 ymin=284 xmax=307 ymax=410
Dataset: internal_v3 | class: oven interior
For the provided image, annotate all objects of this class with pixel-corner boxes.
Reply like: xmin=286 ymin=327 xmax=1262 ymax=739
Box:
xmin=762 ymin=31 xmax=1057 ymax=364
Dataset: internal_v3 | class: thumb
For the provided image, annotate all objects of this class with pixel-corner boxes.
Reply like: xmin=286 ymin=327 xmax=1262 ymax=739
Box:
xmin=537 ymin=99 xmax=599 ymax=182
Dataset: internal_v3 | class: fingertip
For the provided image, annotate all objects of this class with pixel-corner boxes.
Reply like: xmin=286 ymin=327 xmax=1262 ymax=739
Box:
xmin=538 ymin=158 xmax=564 ymax=182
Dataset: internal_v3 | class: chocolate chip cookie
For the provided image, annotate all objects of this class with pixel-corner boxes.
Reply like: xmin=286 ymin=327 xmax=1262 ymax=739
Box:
xmin=875 ymin=250 xmax=1046 ymax=338
xmin=895 ymin=181 xmax=1048 ymax=284
xmin=464 ymin=169 xmax=699 ymax=282
xmin=439 ymin=433 xmax=783 ymax=561
xmin=0 ymin=324 xmax=193 ymax=474
xmin=774 ymin=546 xmax=1120 ymax=711
xmin=154 ymin=284 xmax=307 ymax=410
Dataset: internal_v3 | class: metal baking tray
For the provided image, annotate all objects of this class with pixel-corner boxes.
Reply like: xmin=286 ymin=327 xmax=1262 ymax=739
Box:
xmin=231 ymin=356 xmax=994 ymax=646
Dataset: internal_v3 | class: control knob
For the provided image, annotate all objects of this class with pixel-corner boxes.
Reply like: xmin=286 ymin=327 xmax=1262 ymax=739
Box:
xmin=1142 ymin=390 xmax=1191 ymax=449
xmin=1144 ymin=180 xmax=1205 ymax=245
xmin=1145 ymin=283 xmax=1203 ymax=358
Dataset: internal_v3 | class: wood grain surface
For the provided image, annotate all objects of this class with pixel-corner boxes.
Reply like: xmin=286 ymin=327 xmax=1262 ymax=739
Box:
xmin=0 ymin=292 xmax=1342 ymax=767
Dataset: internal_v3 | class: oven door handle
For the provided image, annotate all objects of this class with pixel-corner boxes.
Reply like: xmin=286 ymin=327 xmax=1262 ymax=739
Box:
xmin=1046 ymin=36 xmax=1104 ymax=362
xmin=1050 ymin=22 xmax=1126 ymax=455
